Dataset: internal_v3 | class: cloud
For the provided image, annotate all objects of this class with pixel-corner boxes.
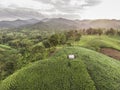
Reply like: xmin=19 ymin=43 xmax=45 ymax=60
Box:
xmin=34 ymin=0 xmax=101 ymax=19
xmin=0 ymin=8 xmax=45 ymax=20
xmin=0 ymin=0 xmax=101 ymax=20
xmin=0 ymin=0 xmax=53 ymax=20
xmin=35 ymin=0 xmax=101 ymax=13
xmin=48 ymin=13 xmax=81 ymax=19
xmin=83 ymin=0 xmax=101 ymax=6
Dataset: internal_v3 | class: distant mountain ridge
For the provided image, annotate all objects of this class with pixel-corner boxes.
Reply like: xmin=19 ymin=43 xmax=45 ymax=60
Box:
xmin=0 ymin=19 xmax=40 ymax=29
xmin=1 ymin=18 xmax=120 ymax=30
xmin=26 ymin=18 xmax=120 ymax=31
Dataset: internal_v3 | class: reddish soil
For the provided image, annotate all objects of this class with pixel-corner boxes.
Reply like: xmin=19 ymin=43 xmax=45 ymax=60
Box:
xmin=100 ymin=48 xmax=120 ymax=60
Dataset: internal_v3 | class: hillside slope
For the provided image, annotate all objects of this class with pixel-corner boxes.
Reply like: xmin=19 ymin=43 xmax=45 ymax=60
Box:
xmin=76 ymin=35 xmax=120 ymax=51
xmin=1 ymin=47 xmax=120 ymax=90
xmin=0 ymin=47 xmax=96 ymax=90
xmin=53 ymin=47 xmax=120 ymax=90
xmin=0 ymin=44 xmax=18 ymax=80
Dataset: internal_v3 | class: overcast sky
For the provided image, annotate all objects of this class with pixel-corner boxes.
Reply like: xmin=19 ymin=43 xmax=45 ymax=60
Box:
xmin=0 ymin=0 xmax=119 ymax=21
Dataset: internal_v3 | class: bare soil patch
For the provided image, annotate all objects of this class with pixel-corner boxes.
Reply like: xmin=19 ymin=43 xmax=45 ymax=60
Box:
xmin=100 ymin=48 xmax=120 ymax=60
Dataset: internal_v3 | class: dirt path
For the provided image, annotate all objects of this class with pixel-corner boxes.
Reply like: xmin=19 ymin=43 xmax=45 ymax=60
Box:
xmin=100 ymin=48 xmax=120 ymax=60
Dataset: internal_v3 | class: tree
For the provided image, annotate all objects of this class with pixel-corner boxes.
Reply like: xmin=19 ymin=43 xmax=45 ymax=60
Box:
xmin=105 ymin=28 xmax=117 ymax=35
xmin=59 ymin=33 xmax=67 ymax=44
xmin=66 ymin=30 xmax=81 ymax=41
xmin=49 ymin=34 xmax=60 ymax=47
xmin=43 ymin=40 xmax=51 ymax=48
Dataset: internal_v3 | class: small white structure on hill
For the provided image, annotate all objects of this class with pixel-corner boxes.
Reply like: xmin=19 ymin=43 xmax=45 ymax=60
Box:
xmin=68 ymin=54 xmax=75 ymax=59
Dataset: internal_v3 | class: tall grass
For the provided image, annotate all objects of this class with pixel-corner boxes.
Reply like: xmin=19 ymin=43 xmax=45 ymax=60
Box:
xmin=0 ymin=48 xmax=96 ymax=90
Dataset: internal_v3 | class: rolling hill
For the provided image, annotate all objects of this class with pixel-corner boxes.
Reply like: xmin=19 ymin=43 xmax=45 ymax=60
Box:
xmin=1 ymin=47 xmax=120 ymax=90
xmin=74 ymin=35 xmax=120 ymax=60
xmin=75 ymin=35 xmax=120 ymax=51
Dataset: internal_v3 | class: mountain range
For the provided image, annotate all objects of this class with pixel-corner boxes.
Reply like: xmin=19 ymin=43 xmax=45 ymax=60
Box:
xmin=0 ymin=18 xmax=120 ymax=30
xmin=0 ymin=19 xmax=40 ymax=29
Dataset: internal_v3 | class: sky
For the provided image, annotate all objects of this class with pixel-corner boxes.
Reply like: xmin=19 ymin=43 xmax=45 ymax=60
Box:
xmin=0 ymin=0 xmax=120 ymax=21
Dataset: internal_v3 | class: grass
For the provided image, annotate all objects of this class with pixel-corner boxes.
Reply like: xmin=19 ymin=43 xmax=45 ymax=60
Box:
xmin=1 ymin=47 xmax=120 ymax=90
xmin=0 ymin=44 xmax=12 ymax=50
xmin=0 ymin=44 xmax=17 ymax=59
xmin=53 ymin=47 xmax=120 ymax=90
xmin=0 ymin=51 xmax=96 ymax=90
xmin=74 ymin=35 xmax=120 ymax=51
xmin=0 ymin=44 xmax=16 ymax=54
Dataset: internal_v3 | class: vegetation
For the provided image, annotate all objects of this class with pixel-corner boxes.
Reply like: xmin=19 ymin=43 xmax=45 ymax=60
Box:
xmin=0 ymin=29 xmax=82 ymax=80
xmin=50 ymin=47 xmax=120 ymax=90
xmin=0 ymin=49 xmax=96 ymax=90
xmin=1 ymin=27 xmax=120 ymax=90
xmin=74 ymin=35 xmax=120 ymax=51
xmin=1 ymin=47 xmax=120 ymax=90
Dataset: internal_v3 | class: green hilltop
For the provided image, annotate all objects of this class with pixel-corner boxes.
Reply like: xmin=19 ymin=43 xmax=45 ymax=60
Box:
xmin=1 ymin=47 xmax=120 ymax=90
xmin=74 ymin=35 xmax=120 ymax=51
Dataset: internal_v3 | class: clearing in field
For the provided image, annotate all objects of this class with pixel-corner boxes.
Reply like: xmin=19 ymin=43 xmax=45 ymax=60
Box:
xmin=100 ymin=48 xmax=120 ymax=60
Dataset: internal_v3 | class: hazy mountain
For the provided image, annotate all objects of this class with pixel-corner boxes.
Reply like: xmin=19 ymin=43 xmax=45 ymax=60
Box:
xmin=1 ymin=18 xmax=120 ymax=30
xmin=0 ymin=19 xmax=40 ymax=29
xmin=23 ymin=18 xmax=120 ymax=31
xmin=25 ymin=18 xmax=80 ymax=31
xmin=78 ymin=19 xmax=120 ymax=29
